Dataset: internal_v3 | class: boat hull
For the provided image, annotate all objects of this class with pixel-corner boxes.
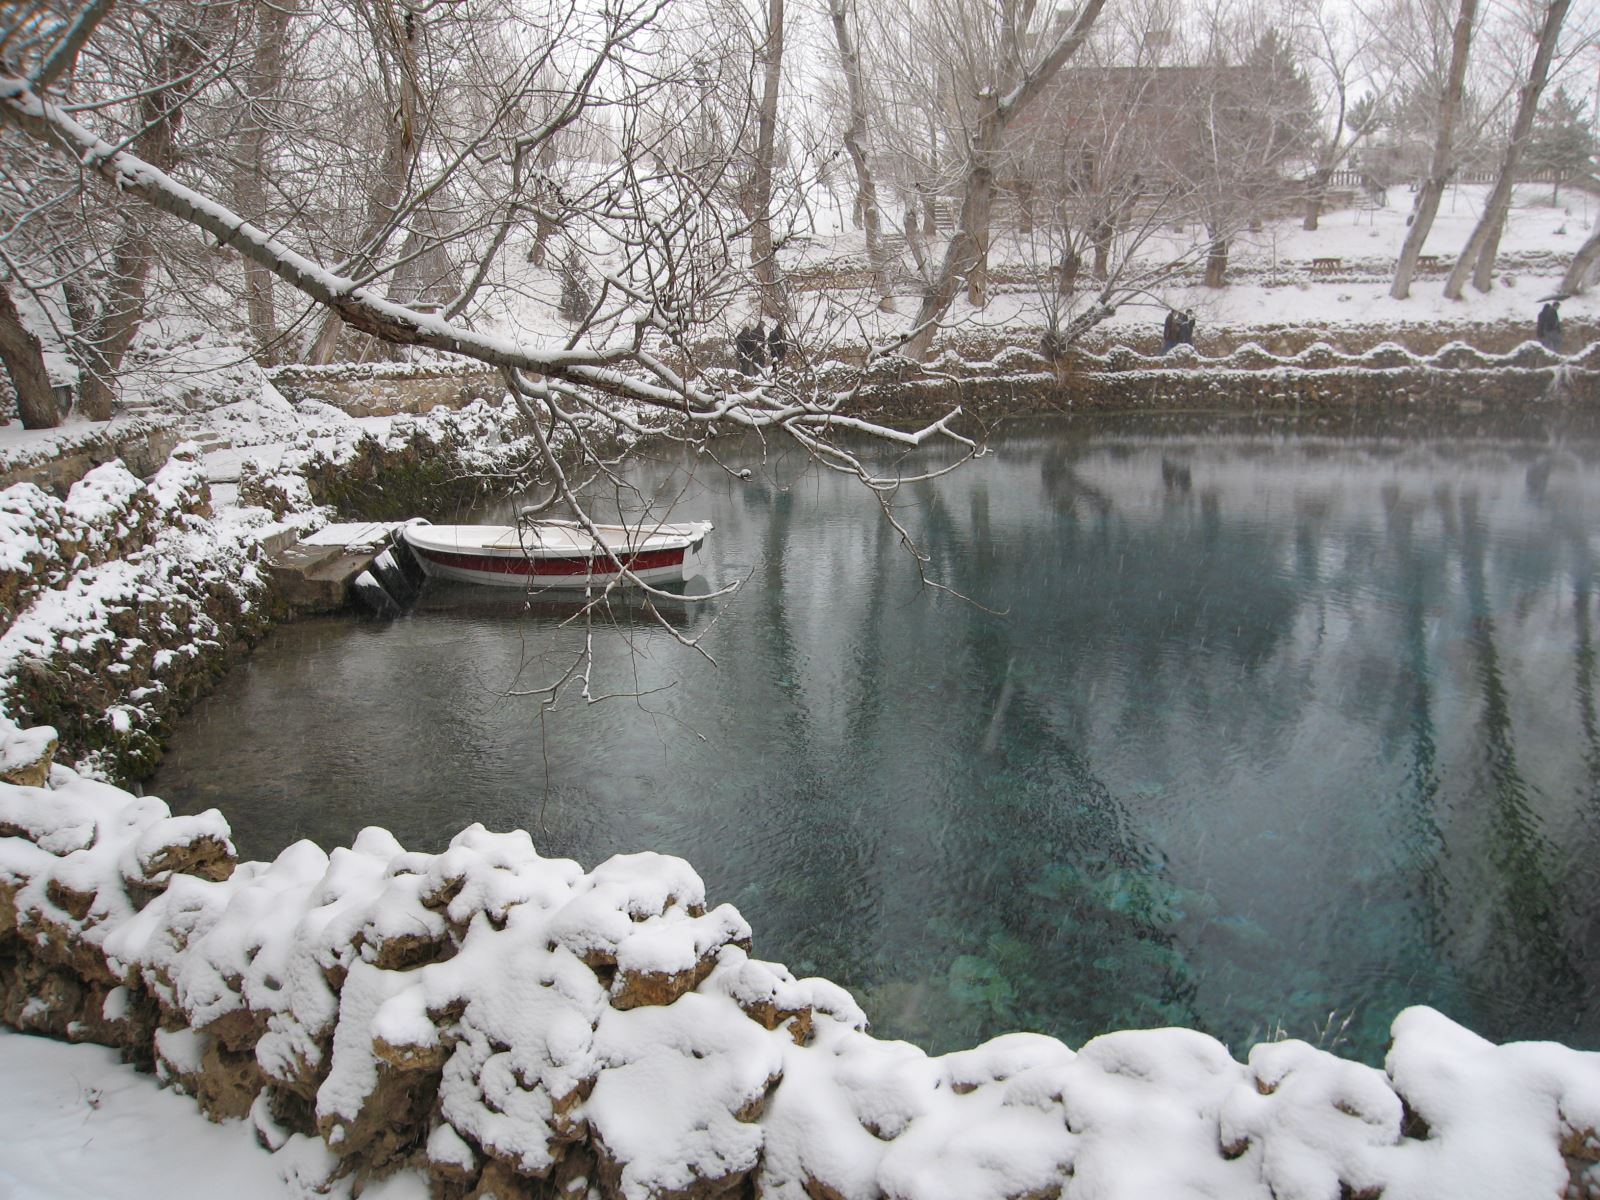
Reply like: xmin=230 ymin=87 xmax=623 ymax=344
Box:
xmin=403 ymin=521 xmax=710 ymax=590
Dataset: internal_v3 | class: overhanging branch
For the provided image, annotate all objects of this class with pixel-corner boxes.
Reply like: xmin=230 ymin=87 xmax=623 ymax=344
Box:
xmin=1 ymin=71 xmax=972 ymax=452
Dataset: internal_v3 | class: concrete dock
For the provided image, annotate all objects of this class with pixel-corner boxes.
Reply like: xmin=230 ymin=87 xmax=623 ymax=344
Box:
xmin=265 ymin=522 xmax=408 ymax=612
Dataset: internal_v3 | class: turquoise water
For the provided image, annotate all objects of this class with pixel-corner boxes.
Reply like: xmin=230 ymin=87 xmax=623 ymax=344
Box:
xmin=153 ymin=415 xmax=1600 ymax=1062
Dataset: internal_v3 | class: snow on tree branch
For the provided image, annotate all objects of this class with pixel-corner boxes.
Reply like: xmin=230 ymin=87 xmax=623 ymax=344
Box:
xmin=0 ymin=71 xmax=972 ymax=457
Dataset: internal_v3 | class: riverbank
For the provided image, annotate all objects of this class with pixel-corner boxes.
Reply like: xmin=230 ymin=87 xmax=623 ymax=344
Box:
xmin=819 ymin=336 xmax=1600 ymax=432
xmin=0 ymin=394 xmax=679 ymax=784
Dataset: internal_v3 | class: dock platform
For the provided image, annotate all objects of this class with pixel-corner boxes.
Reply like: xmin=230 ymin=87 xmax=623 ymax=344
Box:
xmin=266 ymin=522 xmax=408 ymax=612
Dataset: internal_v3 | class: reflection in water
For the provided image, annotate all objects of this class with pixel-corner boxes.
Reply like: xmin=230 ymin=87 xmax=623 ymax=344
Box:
xmin=152 ymin=417 xmax=1600 ymax=1062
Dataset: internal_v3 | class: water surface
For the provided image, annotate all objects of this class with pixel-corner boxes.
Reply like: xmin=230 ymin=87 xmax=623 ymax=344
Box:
xmin=153 ymin=414 xmax=1600 ymax=1062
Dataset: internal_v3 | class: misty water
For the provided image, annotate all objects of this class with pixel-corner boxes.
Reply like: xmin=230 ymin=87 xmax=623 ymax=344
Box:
xmin=152 ymin=414 xmax=1600 ymax=1063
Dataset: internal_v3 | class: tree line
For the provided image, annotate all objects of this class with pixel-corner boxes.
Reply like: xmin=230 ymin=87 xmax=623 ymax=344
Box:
xmin=1 ymin=0 xmax=1598 ymax=434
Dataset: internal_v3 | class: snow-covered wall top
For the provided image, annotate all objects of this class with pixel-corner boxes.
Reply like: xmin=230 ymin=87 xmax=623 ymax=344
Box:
xmin=0 ymin=416 xmax=180 ymax=496
xmin=3 ymin=734 xmax=1599 ymax=1200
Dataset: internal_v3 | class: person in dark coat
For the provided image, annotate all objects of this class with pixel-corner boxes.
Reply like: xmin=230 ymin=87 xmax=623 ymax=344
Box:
xmin=1179 ymin=310 xmax=1196 ymax=347
xmin=750 ymin=321 xmax=767 ymax=373
xmin=1537 ymin=302 xmax=1562 ymax=352
xmin=735 ymin=324 xmax=767 ymax=376
xmin=767 ymin=320 xmax=789 ymax=370
xmin=1164 ymin=307 xmax=1190 ymax=355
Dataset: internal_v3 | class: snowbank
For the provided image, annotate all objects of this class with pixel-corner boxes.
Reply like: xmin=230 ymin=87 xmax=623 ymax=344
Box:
xmin=2 ymin=744 xmax=1598 ymax=1200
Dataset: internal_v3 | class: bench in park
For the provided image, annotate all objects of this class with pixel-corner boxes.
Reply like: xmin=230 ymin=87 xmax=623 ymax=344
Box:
xmin=1309 ymin=257 xmax=1343 ymax=275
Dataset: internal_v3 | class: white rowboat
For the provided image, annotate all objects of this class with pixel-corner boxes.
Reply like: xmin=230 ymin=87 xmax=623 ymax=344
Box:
xmin=403 ymin=520 xmax=712 ymax=589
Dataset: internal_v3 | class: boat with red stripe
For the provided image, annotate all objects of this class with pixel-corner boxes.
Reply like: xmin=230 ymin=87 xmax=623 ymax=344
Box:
xmin=403 ymin=519 xmax=712 ymax=589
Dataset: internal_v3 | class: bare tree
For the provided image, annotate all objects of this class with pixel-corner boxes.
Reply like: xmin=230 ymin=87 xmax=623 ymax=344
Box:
xmin=300 ymin=1 xmax=429 ymax=364
xmin=1184 ymin=23 xmax=1318 ymax=288
xmin=748 ymin=0 xmax=786 ymax=319
xmin=827 ymin=0 xmax=893 ymax=309
xmin=231 ymin=0 xmax=295 ymax=359
xmin=1289 ymin=0 xmax=1387 ymax=231
xmin=1443 ymin=0 xmax=1569 ymax=299
xmin=897 ymin=0 xmax=1110 ymax=362
xmin=1389 ymin=0 xmax=1479 ymax=300
xmin=70 ymin=2 xmax=239 ymax=416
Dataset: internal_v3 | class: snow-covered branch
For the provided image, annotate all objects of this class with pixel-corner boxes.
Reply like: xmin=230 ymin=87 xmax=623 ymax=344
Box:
xmin=0 ymin=71 xmax=969 ymax=455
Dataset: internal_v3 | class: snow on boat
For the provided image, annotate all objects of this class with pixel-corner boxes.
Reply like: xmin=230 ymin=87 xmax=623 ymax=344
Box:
xmin=402 ymin=519 xmax=712 ymax=589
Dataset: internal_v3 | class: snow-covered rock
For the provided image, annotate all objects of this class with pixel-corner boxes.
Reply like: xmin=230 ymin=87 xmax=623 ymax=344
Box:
xmin=4 ymin=761 xmax=1600 ymax=1200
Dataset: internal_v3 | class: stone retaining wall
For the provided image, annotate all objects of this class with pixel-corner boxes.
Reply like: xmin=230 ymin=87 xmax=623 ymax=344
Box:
xmin=2 ymin=742 xmax=1599 ymax=1200
xmin=825 ymin=340 xmax=1600 ymax=430
xmin=0 ymin=417 xmax=181 ymax=496
xmin=269 ymin=361 xmax=504 ymax=418
xmin=1085 ymin=319 xmax=1600 ymax=361
xmin=0 ymin=453 xmax=282 ymax=782
xmin=264 ymin=326 xmax=1596 ymax=424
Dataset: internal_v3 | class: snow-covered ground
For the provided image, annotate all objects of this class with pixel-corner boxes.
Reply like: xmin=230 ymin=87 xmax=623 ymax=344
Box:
xmin=0 ymin=1028 xmax=428 ymax=1200
xmin=453 ymin=181 xmax=1593 ymax=357
xmin=783 ymin=183 xmax=1592 ymax=349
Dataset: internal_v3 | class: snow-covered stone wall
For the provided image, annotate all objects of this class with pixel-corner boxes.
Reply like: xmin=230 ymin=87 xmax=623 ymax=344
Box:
xmin=0 ymin=458 xmax=192 ymax=634
xmin=3 ymin=734 xmax=1599 ymax=1200
xmin=0 ymin=416 xmax=181 ymax=496
xmin=290 ymin=397 xmax=660 ymax=522
xmin=0 ymin=450 xmax=283 ymax=781
xmin=831 ymin=339 xmax=1600 ymax=429
xmin=269 ymin=361 xmax=504 ymax=419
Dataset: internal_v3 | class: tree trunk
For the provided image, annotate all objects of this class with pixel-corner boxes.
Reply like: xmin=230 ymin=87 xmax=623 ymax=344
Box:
xmin=967 ymin=212 xmax=991 ymax=307
xmin=901 ymin=0 xmax=1107 ymax=360
xmin=748 ymin=0 xmax=785 ymax=320
xmin=1391 ymin=0 xmax=1477 ymax=300
xmin=1205 ymin=235 xmax=1230 ymax=288
xmin=530 ymin=215 xmax=558 ymax=267
xmin=904 ymin=93 xmax=1001 ymax=360
xmin=1091 ymin=219 xmax=1112 ymax=281
xmin=76 ymin=230 xmax=150 ymax=421
xmin=304 ymin=0 xmax=424 ymax=364
xmin=1303 ymin=167 xmax=1331 ymax=231
xmin=61 ymin=279 xmax=109 ymax=418
xmin=1016 ymin=181 xmax=1035 ymax=235
xmin=232 ymin=0 xmax=293 ymax=361
xmin=903 ymin=201 xmax=927 ymax=276
xmin=1444 ymin=0 xmax=1568 ymax=299
xmin=1057 ymin=242 xmax=1079 ymax=294
xmin=76 ymin=15 xmax=215 ymax=418
xmin=828 ymin=0 xmax=891 ymax=307
xmin=0 ymin=285 xmax=60 ymax=429
xmin=1560 ymin=224 xmax=1600 ymax=295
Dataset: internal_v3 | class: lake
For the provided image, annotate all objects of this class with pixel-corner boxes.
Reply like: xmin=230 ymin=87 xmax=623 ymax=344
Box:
xmin=151 ymin=413 xmax=1600 ymax=1063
